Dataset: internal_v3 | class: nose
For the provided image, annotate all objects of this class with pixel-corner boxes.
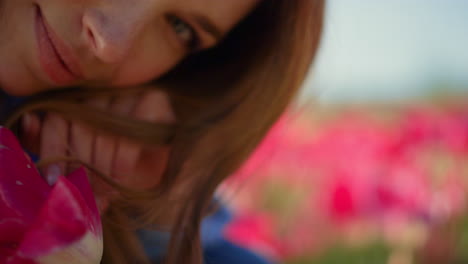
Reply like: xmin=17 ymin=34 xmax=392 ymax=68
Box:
xmin=82 ymin=4 xmax=149 ymax=64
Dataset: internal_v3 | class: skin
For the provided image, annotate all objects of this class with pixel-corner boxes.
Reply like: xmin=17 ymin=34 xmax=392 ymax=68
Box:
xmin=0 ymin=0 xmax=260 ymax=211
xmin=0 ymin=0 xmax=259 ymax=95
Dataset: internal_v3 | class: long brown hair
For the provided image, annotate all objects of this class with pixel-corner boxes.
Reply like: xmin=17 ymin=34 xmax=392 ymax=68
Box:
xmin=6 ymin=0 xmax=325 ymax=263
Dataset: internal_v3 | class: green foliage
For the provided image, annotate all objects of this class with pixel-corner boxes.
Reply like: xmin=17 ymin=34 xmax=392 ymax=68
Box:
xmin=454 ymin=212 xmax=468 ymax=262
xmin=287 ymin=242 xmax=390 ymax=264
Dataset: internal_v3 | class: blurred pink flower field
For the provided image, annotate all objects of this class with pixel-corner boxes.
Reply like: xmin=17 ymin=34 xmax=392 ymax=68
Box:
xmin=221 ymin=100 xmax=468 ymax=264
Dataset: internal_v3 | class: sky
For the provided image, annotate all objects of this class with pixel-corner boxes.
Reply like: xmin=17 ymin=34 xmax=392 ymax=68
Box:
xmin=301 ymin=0 xmax=468 ymax=103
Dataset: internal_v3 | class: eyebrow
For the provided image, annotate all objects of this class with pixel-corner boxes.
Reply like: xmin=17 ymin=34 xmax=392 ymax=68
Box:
xmin=191 ymin=14 xmax=224 ymax=41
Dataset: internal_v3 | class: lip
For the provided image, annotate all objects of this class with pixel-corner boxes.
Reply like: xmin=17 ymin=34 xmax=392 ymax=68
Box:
xmin=34 ymin=5 xmax=83 ymax=85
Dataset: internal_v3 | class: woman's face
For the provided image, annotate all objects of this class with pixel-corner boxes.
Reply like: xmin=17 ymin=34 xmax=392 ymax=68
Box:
xmin=0 ymin=0 xmax=259 ymax=96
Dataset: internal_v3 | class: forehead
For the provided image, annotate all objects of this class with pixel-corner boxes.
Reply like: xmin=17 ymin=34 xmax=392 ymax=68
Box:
xmin=173 ymin=0 xmax=261 ymax=32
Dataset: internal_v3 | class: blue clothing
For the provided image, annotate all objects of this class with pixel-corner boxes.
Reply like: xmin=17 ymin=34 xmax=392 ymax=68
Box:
xmin=204 ymin=239 xmax=272 ymax=264
xmin=1 ymin=91 xmax=274 ymax=264
xmin=201 ymin=206 xmax=273 ymax=264
xmin=136 ymin=204 xmax=273 ymax=264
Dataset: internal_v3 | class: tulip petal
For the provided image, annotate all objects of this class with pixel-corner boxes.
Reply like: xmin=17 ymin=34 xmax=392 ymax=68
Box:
xmin=0 ymin=128 xmax=102 ymax=263
xmin=5 ymin=256 xmax=36 ymax=264
xmin=0 ymin=128 xmax=28 ymax=155
xmin=0 ymin=219 xmax=27 ymax=246
xmin=66 ymin=168 xmax=102 ymax=236
xmin=17 ymin=177 xmax=88 ymax=258
xmin=35 ymin=231 xmax=102 ymax=264
xmin=0 ymin=128 xmax=50 ymax=223
xmin=0 ymin=220 xmax=27 ymax=263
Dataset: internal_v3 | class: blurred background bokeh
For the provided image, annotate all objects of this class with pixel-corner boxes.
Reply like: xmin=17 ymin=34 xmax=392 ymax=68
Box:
xmin=303 ymin=0 xmax=468 ymax=103
xmin=219 ymin=1 xmax=468 ymax=263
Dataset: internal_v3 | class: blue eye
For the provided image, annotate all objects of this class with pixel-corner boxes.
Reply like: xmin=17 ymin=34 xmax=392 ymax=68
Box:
xmin=167 ymin=15 xmax=199 ymax=50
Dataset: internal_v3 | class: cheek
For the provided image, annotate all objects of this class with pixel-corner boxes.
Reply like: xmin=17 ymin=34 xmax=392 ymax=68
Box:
xmin=110 ymin=26 xmax=185 ymax=86
xmin=111 ymin=64 xmax=165 ymax=86
xmin=111 ymin=51 xmax=182 ymax=86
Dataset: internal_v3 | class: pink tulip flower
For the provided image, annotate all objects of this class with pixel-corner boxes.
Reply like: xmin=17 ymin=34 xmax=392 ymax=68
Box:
xmin=0 ymin=128 xmax=102 ymax=264
xmin=225 ymin=213 xmax=287 ymax=260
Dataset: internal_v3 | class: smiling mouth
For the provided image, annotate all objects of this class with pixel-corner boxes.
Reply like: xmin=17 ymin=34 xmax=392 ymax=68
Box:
xmin=34 ymin=5 xmax=83 ymax=85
